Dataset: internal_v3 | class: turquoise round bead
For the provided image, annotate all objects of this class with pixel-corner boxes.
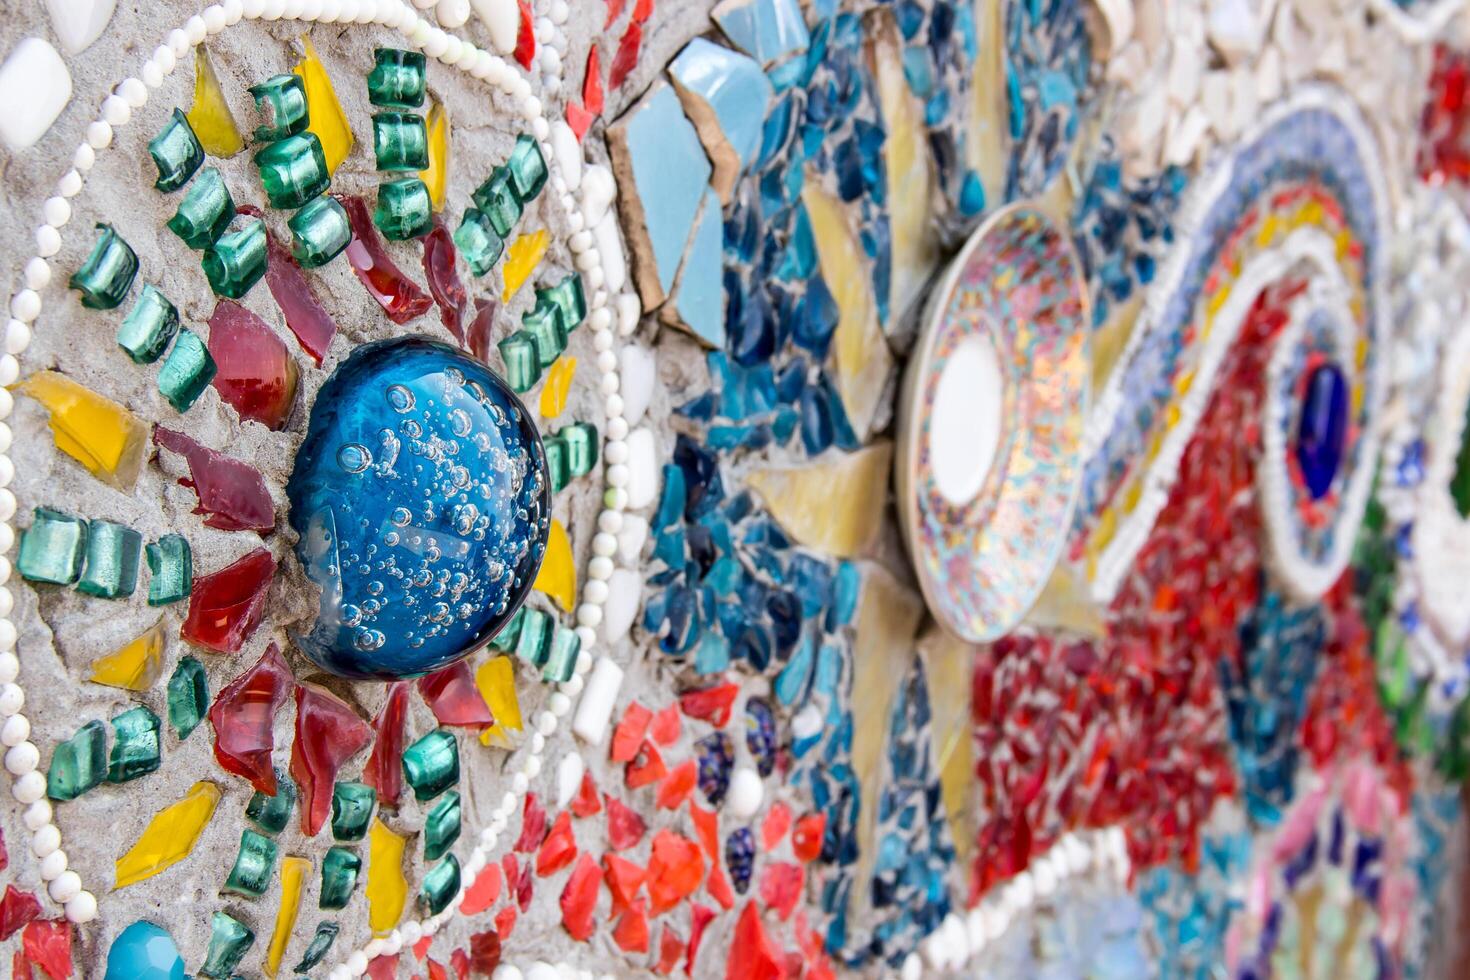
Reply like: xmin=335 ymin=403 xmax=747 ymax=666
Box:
xmin=105 ymin=921 xmax=185 ymax=980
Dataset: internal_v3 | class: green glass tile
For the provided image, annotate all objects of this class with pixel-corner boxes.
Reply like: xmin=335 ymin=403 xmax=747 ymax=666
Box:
xmin=561 ymin=422 xmax=599 ymax=477
xmin=489 ymin=606 xmax=526 ymax=651
xmin=200 ymin=910 xmax=254 ymax=979
xmin=452 ymin=208 xmax=505 ymax=276
xmin=543 ymin=433 xmax=570 ymax=494
xmin=522 ymin=296 xmax=567 ymax=369
xmin=423 ymin=790 xmax=461 ymax=862
xmin=148 ymin=108 xmax=205 ymax=192
xmin=78 ymin=519 xmax=141 ymax=599
xmin=166 ymin=655 xmax=208 ymax=739
xmin=294 ymin=922 xmax=340 ymax=972
xmin=46 ymin=720 xmax=107 ymax=801
xmin=471 ymin=168 xmax=521 ymax=238
xmin=419 ymin=854 xmax=460 ymax=915
xmin=497 ymin=331 xmax=540 ymax=393
xmin=367 ymin=48 xmax=427 ymax=109
xmin=330 ymin=781 xmax=375 ymax=842
xmin=157 ymin=328 xmax=218 ymax=411
xmin=249 ymin=73 xmax=309 ymax=141
xmin=146 ymin=534 xmax=193 ymax=606
xmin=223 ymin=828 xmax=278 ymax=897
xmin=372 ymin=112 xmax=429 ymax=171
xmin=374 ymin=177 xmax=433 ymax=240
xmin=319 ymin=846 xmax=361 ymax=910
xmin=515 ymin=607 xmax=553 ymax=668
xmin=1453 ymin=400 xmax=1470 ymax=519
xmin=167 ymin=167 xmax=236 ymax=250
xmin=542 ymin=273 xmax=587 ymax=332
xmin=17 ymin=507 xmax=87 ymax=586
xmin=70 ymin=223 xmax=138 ymax=310
xmin=506 ymin=133 xmax=548 ymax=203
xmin=254 ymin=131 xmax=329 ymax=209
xmin=107 ymin=705 xmax=161 ymax=783
xmin=288 ymin=195 xmax=351 ymax=269
xmin=245 ymin=770 xmax=296 ymax=835
xmin=401 ymin=729 xmax=459 ymax=802
xmin=202 ymin=218 xmax=268 ymax=299
xmin=541 ymin=626 xmax=581 ymax=684
xmin=117 ymin=285 xmax=181 ymax=364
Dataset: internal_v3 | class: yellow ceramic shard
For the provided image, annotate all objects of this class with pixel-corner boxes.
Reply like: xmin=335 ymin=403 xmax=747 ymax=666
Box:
xmin=293 ymin=37 xmax=354 ymax=174
xmin=264 ymin=855 xmax=310 ymax=977
xmin=420 ymin=99 xmax=450 ymax=211
xmin=747 ymin=442 xmax=893 ymax=558
xmin=368 ymin=817 xmax=408 ymax=936
xmin=89 ymin=620 xmax=166 ymax=691
xmin=114 ymin=781 xmax=221 ymax=889
xmin=185 ymin=48 xmax=244 ymax=157
xmin=17 ymin=371 xmax=149 ymax=490
xmin=477 ymin=655 xmax=524 ymax=748
xmin=538 ymin=356 xmax=576 ymax=418
xmin=503 ymin=230 xmax=550 ymax=302
xmin=532 ymin=518 xmax=575 ymax=611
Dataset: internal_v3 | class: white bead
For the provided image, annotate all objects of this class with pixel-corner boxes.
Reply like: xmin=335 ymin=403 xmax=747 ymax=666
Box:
xmin=606 ymin=487 xmax=629 ymax=511
xmin=550 ymin=0 xmax=568 ymax=20
xmin=521 ymin=95 xmax=542 ymax=121
xmin=585 ymin=580 xmax=609 ymax=604
xmin=364 ymin=939 xmax=386 ymax=959
xmin=0 ymin=489 xmax=15 ymax=521
xmin=0 ymin=588 xmax=13 ymax=618
xmin=727 ymin=766 xmax=764 ymax=819
xmin=0 ymin=457 xmax=14 ymax=489
xmin=511 ymin=772 xmax=528 ymax=794
xmin=143 ymin=61 xmax=165 ymax=88
xmin=347 ymin=952 xmax=369 ymax=975
xmin=23 ymin=800 xmax=51 ymax=831
xmin=530 ymin=732 xmax=546 ymax=753
xmin=57 ymin=169 xmax=82 ymax=197
xmin=588 ymin=555 xmax=614 ymax=581
xmin=74 ymin=141 xmax=98 ymax=173
xmin=31 ymin=824 xmax=60 ymax=857
xmin=86 ymin=119 xmax=113 ymax=149
xmin=592 ymin=532 xmax=617 ymax=557
xmin=494 ymin=967 xmax=526 ymax=980
xmin=576 ymin=604 xmax=602 ymax=628
xmin=167 ymin=28 xmax=190 ymax=54
xmin=401 ymin=921 xmax=423 ymax=945
xmin=65 ymin=890 xmax=97 ymax=924
xmin=617 ymin=292 xmax=642 ymax=335
xmin=14 ymin=770 xmax=45 ymax=805
xmin=549 ymin=692 xmax=572 ymax=716
xmin=604 ymin=440 xmax=629 ymax=466
xmin=523 ymin=754 xmax=541 ymax=779
xmin=118 ymin=78 xmax=148 ymax=107
xmin=25 ymin=258 xmax=50 ymax=291
xmin=186 ymin=14 xmax=208 ymax=42
xmin=606 ymin=464 xmax=629 ymax=488
xmin=35 ymin=225 xmax=61 ymax=257
xmin=0 ymin=684 xmax=23 ymax=716
xmin=103 ymin=94 xmax=131 ymax=126
xmin=559 ymin=673 xmax=584 ymax=697
xmin=575 ymin=650 xmax=593 ymax=674
xmin=224 ymin=0 xmax=245 ymax=23
xmin=48 ymin=870 xmax=81 ymax=903
xmin=382 ymin=932 xmax=403 ymax=955
xmin=576 ymin=249 xmax=600 ymax=273
xmin=574 ymin=625 xmax=595 ymax=647
xmin=6 ymin=740 xmax=38 ymax=775
xmin=596 ymin=349 xmax=618 ymax=374
xmin=570 ymin=230 xmax=593 ymax=253
xmin=243 ymin=0 xmax=265 ymax=16
xmin=1 ymin=713 xmax=28 ymax=746
xmin=11 ymin=290 xmax=40 ymax=323
xmin=604 ymin=393 xmax=624 ymax=419
xmin=44 ymin=195 xmax=72 ymax=227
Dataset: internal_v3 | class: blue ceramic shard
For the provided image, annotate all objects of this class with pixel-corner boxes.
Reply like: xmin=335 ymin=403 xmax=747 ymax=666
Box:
xmin=668 ymin=38 xmax=774 ymax=188
xmin=712 ymin=0 xmax=810 ymax=67
xmin=669 ymin=189 xmax=726 ymax=347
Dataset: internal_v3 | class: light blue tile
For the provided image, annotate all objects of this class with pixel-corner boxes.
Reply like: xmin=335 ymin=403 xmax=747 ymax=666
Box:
xmin=672 ymin=188 xmax=725 ymax=347
xmin=712 ymin=0 xmax=810 ymax=67
xmin=669 ymin=38 xmax=774 ymax=177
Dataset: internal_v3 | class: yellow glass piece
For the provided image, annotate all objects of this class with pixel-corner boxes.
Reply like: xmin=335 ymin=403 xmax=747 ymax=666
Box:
xmin=293 ymin=37 xmax=353 ymax=174
xmin=1123 ymin=478 xmax=1143 ymax=513
xmin=538 ymin=356 xmax=576 ymax=418
xmin=114 ymin=781 xmax=221 ymax=889
xmin=477 ymin=655 xmax=524 ymax=748
xmin=367 ymin=818 xmax=408 ymax=936
xmin=1090 ymin=505 xmax=1118 ymax=556
xmin=420 ymin=99 xmax=450 ymax=211
xmin=1206 ymin=284 xmax=1231 ymax=319
xmin=185 ymin=48 xmax=244 ymax=158
xmin=90 ymin=620 xmax=166 ymax=691
xmin=503 ymin=230 xmax=550 ymax=302
xmin=17 ymin=371 xmax=149 ymax=490
xmin=747 ymin=443 xmax=893 ymax=558
xmin=920 ymin=627 xmax=978 ymax=864
xmin=265 ymin=856 xmax=311 ymax=977
xmin=532 ymin=518 xmax=575 ymax=611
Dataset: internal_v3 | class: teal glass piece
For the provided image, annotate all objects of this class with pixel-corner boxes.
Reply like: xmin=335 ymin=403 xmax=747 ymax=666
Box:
xmin=506 ymin=133 xmax=548 ymax=202
xmin=199 ymin=911 xmax=254 ymax=979
xmin=245 ymin=769 xmax=296 ymax=834
xmin=254 ymin=131 xmax=329 ymax=209
xmin=374 ymin=177 xmax=433 ymax=240
xmin=471 ymin=168 xmax=521 ymax=238
xmin=423 ymin=790 xmax=461 ymax=861
xmin=202 ymin=218 xmax=268 ymax=299
xmin=542 ymin=273 xmax=587 ymax=332
xmin=288 ymin=195 xmax=351 ymax=269
xmin=294 ymin=922 xmax=340 ymax=973
xmin=522 ymin=295 xmax=567 ymax=369
xmin=561 ymin=422 xmax=599 ymax=477
xmin=541 ymin=626 xmax=581 ymax=684
xmin=401 ymin=729 xmax=459 ymax=802
xmin=148 ymin=108 xmax=205 ymax=192
xmin=489 ymin=606 xmax=525 ymax=651
xmin=70 ymin=223 xmax=138 ymax=310
xmin=319 ymin=846 xmax=361 ymax=910
xmin=223 ymin=828 xmax=278 ymax=897
xmin=330 ymin=781 xmax=375 ymax=841
xmin=372 ymin=112 xmax=429 ymax=171
xmin=249 ymin=73 xmax=309 ymax=141
xmin=17 ymin=507 xmax=87 ymax=586
xmin=543 ymin=433 xmax=569 ymax=493
xmin=515 ymin=608 xmax=553 ymax=668
xmin=157 ymin=328 xmax=217 ymax=411
xmin=117 ymin=285 xmax=181 ymax=364
xmin=497 ymin=331 xmax=541 ymax=393
xmin=47 ymin=719 xmax=107 ymax=801
xmin=167 ymin=166 xmax=236 ymax=250
xmin=452 ymin=208 xmax=505 ymax=276
xmin=367 ymin=48 xmax=427 ymax=109
xmin=145 ymin=534 xmax=193 ymax=605
xmin=107 ymin=705 xmax=161 ymax=783
xmin=166 ymin=656 xmax=208 ymax=739
xmin=78 ymin=519 xmax=141 ymax=599
xmin=419 ymin=854 xmax=460 ymax=915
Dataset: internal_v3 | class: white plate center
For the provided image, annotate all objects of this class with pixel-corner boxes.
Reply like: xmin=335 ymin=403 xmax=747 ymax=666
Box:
xmin=931 ymin=333 xmax=1005 ymax=507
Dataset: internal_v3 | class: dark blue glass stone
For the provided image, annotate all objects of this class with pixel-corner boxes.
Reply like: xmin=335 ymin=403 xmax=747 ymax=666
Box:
xmin=726 ymin=826 xmax=756 ymax=893
xmin=1295 ymin=362 xmax=1348 ymax=500
xmin=286 ymin=337 xmax=549 ymax=679
xmin=745 ymin=698 xmax=778 ymax=775
xmin=696 ymin=731 xmax=732 ymax=805
xmin=674 ymin=435 xmax=723 ymax=520
xmin=793 ymin=277 xmax=839 ymax=357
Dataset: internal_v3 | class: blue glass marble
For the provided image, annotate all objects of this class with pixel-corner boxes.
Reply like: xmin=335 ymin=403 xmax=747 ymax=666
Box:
xmin=286 ymin=337 xmax=550 ymax=679
xmin=105 ymin=921 xmax=186 ymax=980
xmin=1296 ymin=362 xmax=1348 ymax=500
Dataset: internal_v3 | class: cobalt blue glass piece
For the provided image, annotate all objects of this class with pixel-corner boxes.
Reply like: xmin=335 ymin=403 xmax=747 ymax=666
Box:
xmin=800 ymin=386 xmax=835 ymax=456
xmin=674 ymin=435 xmax=724 ymax=520
xmin=793 ymin=276 xmax=839 ymax=357
xmin=726 ymin=826 xmax=756 ymax=893
xmin=105 ymin=921 xmax=186 ymax=980
xmin=696 ymin=731 xmax=733 ymax=804
xmin=745 ymin=698 xmax=778 ymax=775
xmin=285 ymin=337 xmax=550 ymax=679
xmin=1295 ymin=362 xmax=1348 ymax=500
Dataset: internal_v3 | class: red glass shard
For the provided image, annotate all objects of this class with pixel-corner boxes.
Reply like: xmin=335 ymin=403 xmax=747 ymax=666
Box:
xmin=335 ymin=194 xmax=434 ymax=324
xmin=465 ymin=298 xmax=497 ymax=364
xmin=626 ymin=740 xmax=667 ymax=789
xmin=469 ymin=930 xmax=501 ymax=974
xmin=680 ymin=683 xmax=739 ymax=727
xmin=605 ymin=794 xmax=646 ymax=851
xmin=21 ymin=920 xmax=71 ymax=980
xmin=0 ymin=887 xmax=40 ymax=941
xmin=365 ymin=954 xmax=398 ymax=980
xmin=758 ymin=862 xmax=802 ymax=921
xmin=207 ymin=300 xmax=299 ymax=430
xmin=583 ymin=47 xmax=604 ymax=117
xmin=494 ymin=905 xmax=516 ymax=941
xmin=567 ymin=103 xmax=595 ymax=141
xmin=460 ymin=862 xmax=502 ymax=917
xmin=571 ymin=770 xmax=602 ymax=818
xmin=792 ymin=813 xmax=826 ymax=863
xmin=417 ymin=661 xmax=493 ymax=728
xmin=13 ymin=950 xmax=31 ymax=980
xmin=707 ymin=865 xmax=735 ymax=910
xmin=649 ymin=703 xmax=680 ymax=745
xmin=264 ymin=237 xmax=337 ymax=365
xmin=655 ymin=760 xmax=696 ymax=810
xmin=610 ymin=702 xmax=652 ymax=762
xmin=421 ymin=222 xmax=467 ymax=345
xmin=363 ymin=681 xmax=410 ymax=806
xmin=609 ymin=22 xmax=642 ymax=90
xmin=728 ymin=902 xmax=785 ymax=980
xmin=603 ymin=853 xmax=645 ymax=915
xmin=155 ymin=427 xmax=274 ymax=533
xmin=687 ymin=903 xmax=716 ymax=975
xmin=559 ymin=853 xmax=602 ymax=941
xmin=514 ymin=793 xmax=547 ymax=852
xmin=760 ymin=801 xmax=791 ymax=850
xmin=646 ymin=830 xmax=703 ymax=914
xmin=613 ymin=897 xmax=648 ymax=953
xmin=631 ymin=0 xmax=652 ymax=23
xmin=516 ymin=855 xmax=534 ymax=911
xmin=603 ymin=0 xmax=624 ymax=28
xmin=426 ymin=957 xmax=447 ymax=980
xmin=0 ymin=826 xmax=7 ymax=872
xmin=450 ymin=948 xmax=469 ymax=980
xmin=514 ymin=0 xmax=536 ymax=69
xmin=290 ymin=683 xmax=372 ymax=836
xmin=413 ymin=935 xmax=431 ymax=960
xmin=535 ymin=812 xmax=578 ymax=876
xmin=690 ymin=804 xmax=718 ymax=859
xmin=654 ymin=925 xmax=682 ymax=974
xmin=182 ymin=548 xmax=277 ymax=655
xmin=208 ymin=643 xmax=294 ymax=794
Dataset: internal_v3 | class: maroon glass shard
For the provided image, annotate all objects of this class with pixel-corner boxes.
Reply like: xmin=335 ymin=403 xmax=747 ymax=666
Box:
xmin=290 ymin=683 xmax=372 ymax=836
xmin=264 ymin=237 xmax=338 ymax=366
xmin=207 ymin=300 xmax=300 ymax=430
xmin=421 ymin=222 xmax=467 ymax=344
xmin=334 ymin=194 xmax=433 ymax=324
xmin=467 ymin=298 xmax=498 ymax=364
xmin=155 ymin=427 xmax=274 ymax=533
xmin=417 ymin=660 xmax=493 ymax=728
xmin=208 ymin=644 xmax=294 ymax=795
xmin=182 ymin=548 xmax=277 ymax=654
xmin=363 ymin=681 xmax=410 ymax=806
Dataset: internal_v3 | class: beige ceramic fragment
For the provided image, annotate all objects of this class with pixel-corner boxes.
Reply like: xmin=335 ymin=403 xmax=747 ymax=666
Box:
xmin=967 ymin=0 xmax=1009 ymax=202
xmin=747 ymin=441 xmax=893 ymax=557
xmin=918 ymin=626 xmax=980 ymax=865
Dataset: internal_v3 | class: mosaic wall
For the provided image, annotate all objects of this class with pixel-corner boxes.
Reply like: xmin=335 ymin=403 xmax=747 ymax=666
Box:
xmin=0 ymin=0 xmax=1465 ymax=975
